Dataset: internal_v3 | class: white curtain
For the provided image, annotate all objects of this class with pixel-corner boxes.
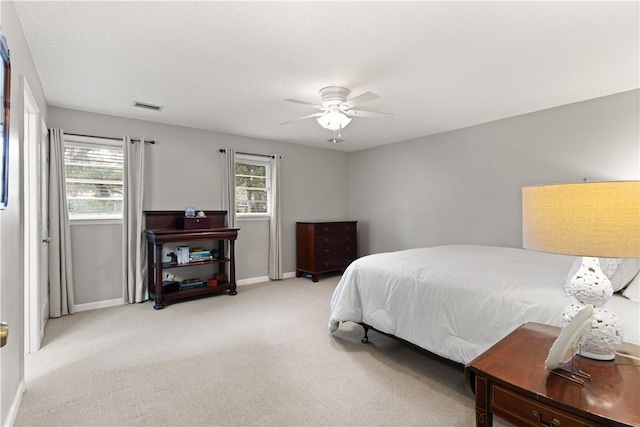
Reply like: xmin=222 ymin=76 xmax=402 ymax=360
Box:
xmin=268 ymin=154 xmax=282 ymax=280
xmin=48 ymin=128 xmax=75 ymax=317
xmin=123 ymin=136 xmax=147 ymax=303
xmin=222 ymin=148 xmax=237 ymax=228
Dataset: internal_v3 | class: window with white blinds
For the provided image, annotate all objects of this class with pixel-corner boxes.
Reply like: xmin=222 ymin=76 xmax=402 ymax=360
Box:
xmin=64 ymin=136 xmax=124 ymax=220
xmin=235 ymin=154 xmax=271 ymax=217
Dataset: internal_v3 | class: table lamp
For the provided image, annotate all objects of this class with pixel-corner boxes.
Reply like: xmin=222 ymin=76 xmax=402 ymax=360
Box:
xmin=522 ymin=181 xmax=640 ymax=360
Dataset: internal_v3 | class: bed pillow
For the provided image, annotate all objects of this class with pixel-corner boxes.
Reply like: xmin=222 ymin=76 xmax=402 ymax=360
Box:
xmin=607 ymin=258 xmax=640 ymax=292
xmin=565 ymin=257 xmax=640 ymax=295
xmin=622 ymin=273 xmax=640 ymax=303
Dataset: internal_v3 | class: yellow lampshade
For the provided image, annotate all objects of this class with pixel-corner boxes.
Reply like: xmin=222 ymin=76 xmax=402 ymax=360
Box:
xmin=522 ymin=181 xmax=640 ymax=258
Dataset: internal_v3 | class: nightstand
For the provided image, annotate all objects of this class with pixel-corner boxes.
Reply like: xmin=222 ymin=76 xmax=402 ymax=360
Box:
xmin=465 ymin=322 xmax=639 ymax=427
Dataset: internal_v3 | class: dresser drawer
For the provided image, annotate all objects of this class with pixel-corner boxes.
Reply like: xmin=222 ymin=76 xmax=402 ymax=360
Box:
xmin=315 ymin=243 xmax=356 ymax=259
xmin=491 ymin=385 xmax=599 ymax=427
xmin=315 ymin=232 xmax=356 ymax=247
xmin=314 ymin=222 xmax=357 ymax=236
xmin=314 ymin=256 xmax=355 ymax=271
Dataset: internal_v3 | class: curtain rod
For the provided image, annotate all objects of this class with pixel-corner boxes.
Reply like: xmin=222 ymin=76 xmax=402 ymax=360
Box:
xmin=219 ymin=149 xmax=275 ymax=159
xmin=64 ymin=132 xmax=156 ymax=144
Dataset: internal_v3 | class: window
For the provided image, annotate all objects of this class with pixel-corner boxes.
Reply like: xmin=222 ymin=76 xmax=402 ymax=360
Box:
xmin=235 ymin=155 xmax=271 ymax=217
xmin=64 ymin=136 xmax=124 ymax=220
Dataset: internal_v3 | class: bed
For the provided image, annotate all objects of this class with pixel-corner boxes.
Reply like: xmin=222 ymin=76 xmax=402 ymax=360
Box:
xmin=329 ymin=245 xmax=640 ymax=365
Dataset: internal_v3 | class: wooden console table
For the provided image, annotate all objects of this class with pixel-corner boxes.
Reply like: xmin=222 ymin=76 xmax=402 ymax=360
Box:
xmin=144 ymin=210 xmax=239 ymax=309
xmin=465 ymin=322 xmax=639 ymax=427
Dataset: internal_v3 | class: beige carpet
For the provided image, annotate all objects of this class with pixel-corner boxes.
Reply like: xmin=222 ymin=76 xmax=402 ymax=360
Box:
xmin=15 ymin=276 xmax=511 ymax=426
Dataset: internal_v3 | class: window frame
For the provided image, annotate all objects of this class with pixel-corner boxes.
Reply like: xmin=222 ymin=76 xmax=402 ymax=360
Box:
xmin=235 ymin=154 xmax=271 ymax=220
xmin=63 ymin=135 xmax=124 ymax=224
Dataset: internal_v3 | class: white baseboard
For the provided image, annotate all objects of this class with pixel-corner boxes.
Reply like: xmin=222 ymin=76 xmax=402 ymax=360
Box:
xmin=73 ymin=298 xmax=124 ymax=313
xmin=72 ymin=273 xmax=298 ymax=312
xmin=5 ymin=379 xmax=25 ymax=427
xmin=237 ymin=276 xmax=269 ymax=286
xmin=237 ymin=271 xmax=296 ymax=286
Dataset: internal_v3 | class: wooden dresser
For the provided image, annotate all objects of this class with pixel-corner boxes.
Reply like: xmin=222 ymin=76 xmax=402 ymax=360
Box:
xmin=296 ymin=221 xmax=357 ymax=282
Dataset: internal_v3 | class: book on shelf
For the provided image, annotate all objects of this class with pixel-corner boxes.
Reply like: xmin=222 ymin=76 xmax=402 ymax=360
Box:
xmin=189 ymin=252 xmax=212 ymax=260
xmin=179 ymin=279 xmax=205 ymax=290
xmin=189 ymin=254 xmax=212 ymax=259
xmin=189 ymin=258 xmax=212 ymax=264
xmin=176 ymin=246 xmax=190 ymax=265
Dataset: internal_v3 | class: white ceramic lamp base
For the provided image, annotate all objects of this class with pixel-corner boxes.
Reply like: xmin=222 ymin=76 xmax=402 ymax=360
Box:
xmin=562 ymin=303 xmax=623 ymax=360
xmin=563 ymin=257 xmax=623 ymax=361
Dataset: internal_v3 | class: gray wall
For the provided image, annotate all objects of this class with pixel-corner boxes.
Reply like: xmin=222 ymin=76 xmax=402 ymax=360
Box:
xmin=50 ymin=90 xmax=640 ymax=307
xmin=48 ymin=107 xmax=352 ymax=305
xmin=0 ymin=1 xmax=49 ymax=425
xmin=349 ymin=90 xmax=640 ymax=256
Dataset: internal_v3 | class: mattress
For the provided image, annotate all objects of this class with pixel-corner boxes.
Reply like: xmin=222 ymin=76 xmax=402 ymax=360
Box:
xmin=329 ymin=244 xmax=640 ymax=365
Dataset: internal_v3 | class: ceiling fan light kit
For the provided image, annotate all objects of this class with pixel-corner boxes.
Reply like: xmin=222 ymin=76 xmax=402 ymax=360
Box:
xmin=316 ymin=106 xmax=352 ymax=131
xmin=282 ymin=85 xmax=393 ymax=141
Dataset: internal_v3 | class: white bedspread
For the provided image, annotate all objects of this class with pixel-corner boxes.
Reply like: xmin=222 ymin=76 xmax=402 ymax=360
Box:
xmin=329 ymin=245 xmax=640 ymax=365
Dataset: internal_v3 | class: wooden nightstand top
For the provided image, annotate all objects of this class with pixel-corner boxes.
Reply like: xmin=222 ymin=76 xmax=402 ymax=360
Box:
xmin=465 ymin=322 xmax=639 ymax=427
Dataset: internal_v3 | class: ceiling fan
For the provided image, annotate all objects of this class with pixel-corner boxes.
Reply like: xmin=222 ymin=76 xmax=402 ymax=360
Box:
xmin=281 ymin=86 xmax=393 ymax=141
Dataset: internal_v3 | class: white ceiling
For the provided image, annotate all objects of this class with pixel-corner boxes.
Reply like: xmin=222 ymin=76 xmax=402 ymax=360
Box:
xmin=13 ymin=1 xmax=640 ymax=152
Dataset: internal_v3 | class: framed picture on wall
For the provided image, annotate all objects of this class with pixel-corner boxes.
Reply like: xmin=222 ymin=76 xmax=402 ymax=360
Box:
xmin=0 ymin=34 xmax=10 ymax=209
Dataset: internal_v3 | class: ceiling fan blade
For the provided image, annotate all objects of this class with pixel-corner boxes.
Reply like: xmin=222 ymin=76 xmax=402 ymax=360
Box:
xmin=342 ymin=91 xmax=379 ymax=109
xmin=283 ymin=98 xmax=322 ymax=109
xmin=280 ymin=112 xmax=324 ymax=125
xmin=346 ymin=109 xmax=394 ymax=118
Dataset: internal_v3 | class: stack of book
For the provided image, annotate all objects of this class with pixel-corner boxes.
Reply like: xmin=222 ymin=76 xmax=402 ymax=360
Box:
xmin=189 ymin=247 xmax=213 ymax=263
xmin=179 ymin=278 xmax=204 ymax=290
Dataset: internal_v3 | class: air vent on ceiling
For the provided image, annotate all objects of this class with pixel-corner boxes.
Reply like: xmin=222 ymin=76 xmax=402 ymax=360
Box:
xmin=132 ymin=101 xmax=163 ymax=111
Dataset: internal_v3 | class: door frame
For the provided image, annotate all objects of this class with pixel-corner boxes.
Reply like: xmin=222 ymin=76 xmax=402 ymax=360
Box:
xmin=40 ymin=118 xmax=49 ymax=331
xmin=23 ymin=77 xmax=42 ymax=354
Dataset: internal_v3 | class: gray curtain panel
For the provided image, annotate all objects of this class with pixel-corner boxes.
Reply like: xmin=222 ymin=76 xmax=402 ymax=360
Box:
xmin=268 ymin=154 xmax=282 ymax=280
xmin=123 ymin=136 xmax=147 ymax=303
xmin=48 ymin=128 xmax=75 ymax=317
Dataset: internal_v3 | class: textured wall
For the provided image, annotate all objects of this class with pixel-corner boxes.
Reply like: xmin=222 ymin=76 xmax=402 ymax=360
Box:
xmin=349 ymin=90 xmax=640 ymax=256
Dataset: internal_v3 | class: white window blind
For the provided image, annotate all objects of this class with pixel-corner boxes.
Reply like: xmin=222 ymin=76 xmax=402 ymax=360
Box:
xmin=64 ymin=137 xmax=124 ymax=220
xmin=235 ymin=155 xmax=271 ymax=217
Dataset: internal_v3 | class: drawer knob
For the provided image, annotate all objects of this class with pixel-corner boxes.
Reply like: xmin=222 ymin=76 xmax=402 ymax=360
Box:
xmin=323 ymin=227 xmax=329 ymax=232
xmin=323 ymin=237 xmax=330 ymax=242
xmin=532 ymin=410 xmax=560 ymax=427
